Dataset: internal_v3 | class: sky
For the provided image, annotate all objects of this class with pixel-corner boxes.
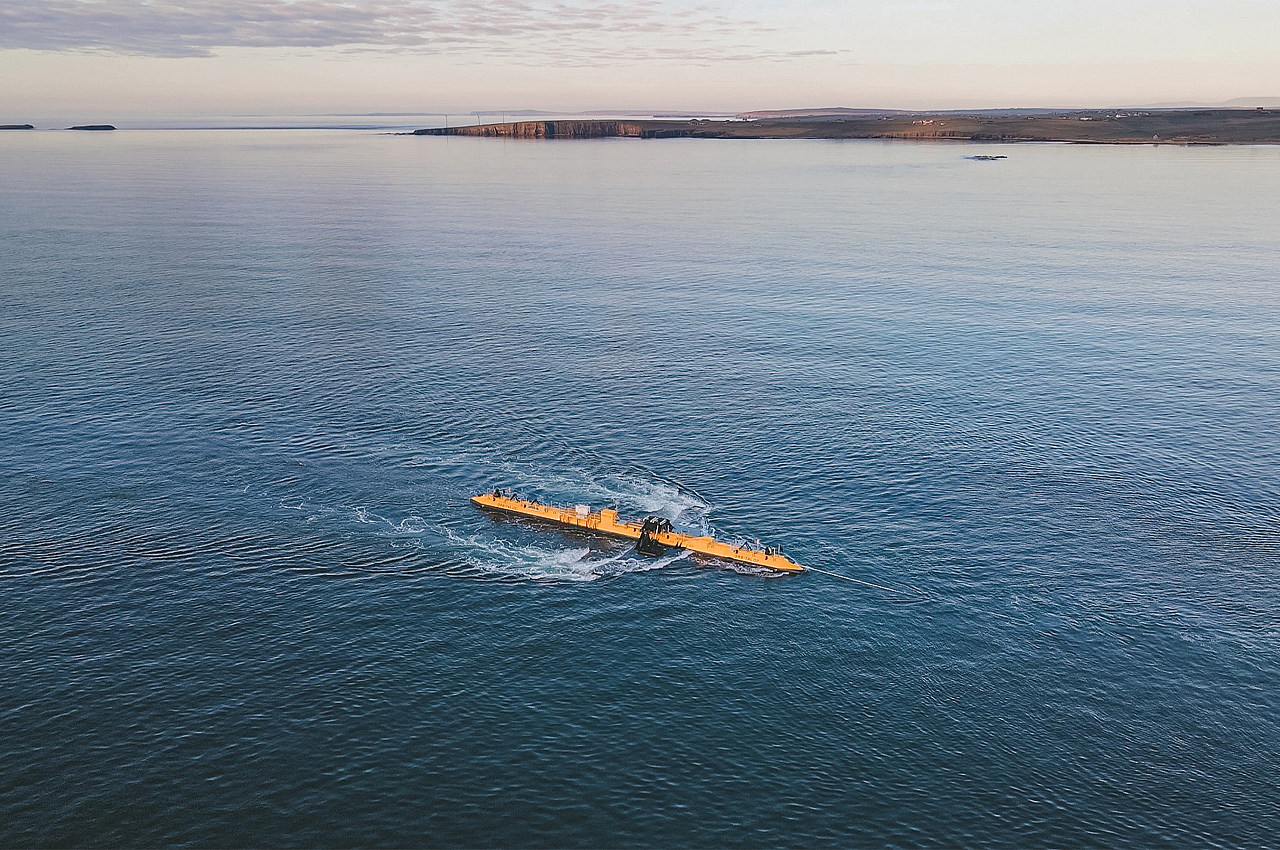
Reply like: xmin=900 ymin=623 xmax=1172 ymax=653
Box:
xmin=2 ymin=0 xmax=1278 ymax=120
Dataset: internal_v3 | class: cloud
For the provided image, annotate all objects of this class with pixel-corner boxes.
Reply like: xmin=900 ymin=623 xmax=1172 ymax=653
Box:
xmin=0 ymin=0 xmax=782 ymax=61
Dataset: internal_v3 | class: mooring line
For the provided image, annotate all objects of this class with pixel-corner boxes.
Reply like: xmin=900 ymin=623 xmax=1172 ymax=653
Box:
xmin=803 ymin=565 xmax=910 ymax=594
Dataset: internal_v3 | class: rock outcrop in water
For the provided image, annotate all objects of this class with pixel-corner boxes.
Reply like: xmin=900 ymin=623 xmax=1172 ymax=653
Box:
xmin=68 ymin=125 xmax=116 ymax=131
xmin=1 ymin=124 xmax=35 ymax=130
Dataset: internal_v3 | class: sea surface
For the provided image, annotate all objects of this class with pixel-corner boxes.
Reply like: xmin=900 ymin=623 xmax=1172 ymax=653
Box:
xmin=2 ymin=129 xmax=1279 ymax=848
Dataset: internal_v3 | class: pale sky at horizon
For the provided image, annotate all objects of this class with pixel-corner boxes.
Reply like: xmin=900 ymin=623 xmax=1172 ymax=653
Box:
xmin=2 ymin=0 xmax=1278 ymax=120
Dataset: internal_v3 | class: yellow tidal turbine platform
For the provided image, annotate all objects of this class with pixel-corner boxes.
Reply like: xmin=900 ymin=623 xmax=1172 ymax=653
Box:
xmin=471 ymin=489 xmax=804 ymax=572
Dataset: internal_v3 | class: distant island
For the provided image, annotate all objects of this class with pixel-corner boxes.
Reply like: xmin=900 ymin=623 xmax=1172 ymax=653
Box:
xmin=1 ymin=124 xmax=35 ymax=130
xmin=411 ymin=109 xmax=1280 ymax=145
xmin=68 ymin=124 xmax=116 ymax=131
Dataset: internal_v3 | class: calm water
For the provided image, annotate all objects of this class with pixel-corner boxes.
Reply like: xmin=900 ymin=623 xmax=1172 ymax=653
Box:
xmin=2 ymin=130 xmax=1279 ymax=847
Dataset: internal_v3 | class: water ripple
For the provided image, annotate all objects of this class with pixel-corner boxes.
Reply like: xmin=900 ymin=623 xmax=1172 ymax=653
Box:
xmin=2 ymin=131 xmax=1279 ymax=847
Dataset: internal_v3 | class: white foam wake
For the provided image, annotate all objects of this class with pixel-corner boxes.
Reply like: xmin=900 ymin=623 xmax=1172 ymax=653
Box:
xmin=441 ymin=527 xmax=688 ymax=582
xmin=277 ymin=467 xmax=712 ymax=581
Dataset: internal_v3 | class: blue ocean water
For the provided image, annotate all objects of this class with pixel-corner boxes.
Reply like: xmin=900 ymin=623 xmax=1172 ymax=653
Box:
xmin=2 ymin=129 xmax=1279 ymax=847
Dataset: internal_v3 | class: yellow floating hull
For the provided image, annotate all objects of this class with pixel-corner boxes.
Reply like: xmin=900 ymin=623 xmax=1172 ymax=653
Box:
xmin=470 ymin=492 xmax=804 ymax=572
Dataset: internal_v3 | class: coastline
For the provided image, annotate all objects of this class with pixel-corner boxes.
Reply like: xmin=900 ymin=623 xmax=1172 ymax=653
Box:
xmin=409 ymin=109 xmax=1280 ymax=145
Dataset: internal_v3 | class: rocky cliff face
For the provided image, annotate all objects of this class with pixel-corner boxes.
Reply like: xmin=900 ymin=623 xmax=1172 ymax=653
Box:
xmin=407 ymin=111 xmax=1280 ymax=145
xmin=414 ymin=121 xmax=645 ymax=139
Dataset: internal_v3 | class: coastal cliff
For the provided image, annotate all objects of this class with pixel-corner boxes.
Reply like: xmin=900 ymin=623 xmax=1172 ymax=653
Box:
xmin=414 ymin=121 xmax=645 ymax=139
xmin=408 ymin=110 xmax=1280 ymax=145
